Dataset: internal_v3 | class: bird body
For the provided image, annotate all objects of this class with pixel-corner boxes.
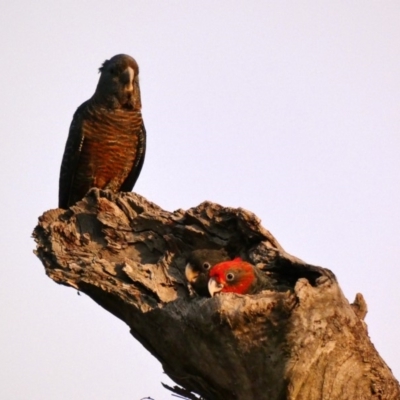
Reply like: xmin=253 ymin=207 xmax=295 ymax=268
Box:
xmin=208 ymin=258 xmax=274 ymax=296
xmin=185 ymin=249 xmax=230 ymax=296
xmin=59 ymin=54 xmax=145 ymax=209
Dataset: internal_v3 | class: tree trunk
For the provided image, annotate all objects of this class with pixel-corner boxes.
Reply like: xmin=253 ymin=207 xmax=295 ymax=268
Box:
xmin=33 ymin=189 xmax=400 ymax=400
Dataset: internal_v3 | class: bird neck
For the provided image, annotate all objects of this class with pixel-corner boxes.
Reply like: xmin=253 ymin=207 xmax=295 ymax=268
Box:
xmin=91 ymin=91 xmax=141 ymax=111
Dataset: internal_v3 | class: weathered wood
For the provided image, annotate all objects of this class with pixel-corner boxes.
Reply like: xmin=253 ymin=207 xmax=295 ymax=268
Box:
xmin=33 ymin=189 xmax=400 ymax=400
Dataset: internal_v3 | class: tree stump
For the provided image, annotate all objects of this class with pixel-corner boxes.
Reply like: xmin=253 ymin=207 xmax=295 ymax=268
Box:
xmin=33 ymin=189 xmax=400 ymax=400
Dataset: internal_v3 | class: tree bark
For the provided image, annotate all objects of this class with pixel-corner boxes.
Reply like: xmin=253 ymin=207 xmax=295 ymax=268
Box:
xmin=33 ymin=189 xmax=400 ymax=400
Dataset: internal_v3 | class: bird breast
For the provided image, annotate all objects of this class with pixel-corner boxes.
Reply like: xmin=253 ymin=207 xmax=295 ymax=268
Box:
xmin=78 ymin=106 xmax=143 ymax=190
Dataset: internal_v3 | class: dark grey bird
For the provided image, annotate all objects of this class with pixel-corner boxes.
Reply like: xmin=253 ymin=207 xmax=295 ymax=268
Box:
xmin=58 ymin=54 xmax=146 ymax=209
xmin=185 ymin=249 xmax=230 ymax=296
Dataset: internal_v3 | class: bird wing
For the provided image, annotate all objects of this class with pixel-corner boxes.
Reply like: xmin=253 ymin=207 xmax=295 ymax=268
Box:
xmin=58 ymin=102 xmax=88 ymax=208
xmin=120 ymin=121 xmax=146 ymax=192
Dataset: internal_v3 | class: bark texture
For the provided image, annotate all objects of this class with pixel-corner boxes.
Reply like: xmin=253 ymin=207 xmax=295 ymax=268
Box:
xmin=33 ymin=189 xmax=400 ymax=400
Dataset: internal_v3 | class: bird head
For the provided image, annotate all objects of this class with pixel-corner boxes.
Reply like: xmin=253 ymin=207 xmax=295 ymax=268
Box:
xmin=208 ymin=258 xmax=257 ymax=296
xmin=185 ymin=249 xmax=229 ymax=297
xmin=95 ymin=54 xmax=141 ymax=110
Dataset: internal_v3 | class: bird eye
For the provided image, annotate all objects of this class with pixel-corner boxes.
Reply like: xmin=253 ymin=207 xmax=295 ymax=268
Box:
xmin=109 ymin=67 xmax=115 ymax=74
xmin=226 ymin=273 xmax=235 ymax=281
xmin=202 ymin=262 xmax=211 ymax=271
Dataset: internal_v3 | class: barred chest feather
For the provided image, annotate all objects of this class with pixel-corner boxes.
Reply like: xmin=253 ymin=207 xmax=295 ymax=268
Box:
xmin=75 ymin=106 xmax=143 ymax=191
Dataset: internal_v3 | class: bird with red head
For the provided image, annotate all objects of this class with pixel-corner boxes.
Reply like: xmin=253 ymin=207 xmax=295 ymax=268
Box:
xmin=208 ymin=258 xmax=275 ymax=296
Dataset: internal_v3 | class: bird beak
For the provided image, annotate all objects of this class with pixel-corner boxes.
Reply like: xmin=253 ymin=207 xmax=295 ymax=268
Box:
xmin=208 ymin=277 xmax=224 ymax=297
xmin=185 ymin=263 xmax=198 ymax=283
xmin=122 ymin=67 xmax=135 ymax=91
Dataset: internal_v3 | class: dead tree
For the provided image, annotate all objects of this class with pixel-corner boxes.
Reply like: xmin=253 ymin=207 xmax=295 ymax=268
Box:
xmin=33 ymin=189 xmax=400 ymax=400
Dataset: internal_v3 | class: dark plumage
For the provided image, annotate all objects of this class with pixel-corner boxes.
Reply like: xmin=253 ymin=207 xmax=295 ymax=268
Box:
xmin=185 ymin=249 xmax=230 ymax=296
xmin=59 ymin=54 xmax=146 ymax=209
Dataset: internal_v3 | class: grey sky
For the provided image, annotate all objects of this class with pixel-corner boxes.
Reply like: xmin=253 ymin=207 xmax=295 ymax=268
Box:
xmin=1 ymin=1 xmax=399 ymax=398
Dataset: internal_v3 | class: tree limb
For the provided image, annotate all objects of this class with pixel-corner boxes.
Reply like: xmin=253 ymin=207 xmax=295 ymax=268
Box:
xmin=33 ymin=189 xmax=400 ymax=399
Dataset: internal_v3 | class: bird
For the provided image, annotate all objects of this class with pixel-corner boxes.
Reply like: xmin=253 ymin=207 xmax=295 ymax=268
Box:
xmin=185 ymin=249 xmax=230 ymax=296
xmin=58 ymin=54 xmax=146 ymax=209
xmin=208 ymin=258 xmax=275 ymax=296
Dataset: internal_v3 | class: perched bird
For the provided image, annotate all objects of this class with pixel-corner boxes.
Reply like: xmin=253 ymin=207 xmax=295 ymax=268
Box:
xmin=58 ymin=54 xmax=146 ymax=209
xmin=208 ymin=258 xmax=275 ymax=296
xmin=185 ymin=249 xmax=230 ymax=296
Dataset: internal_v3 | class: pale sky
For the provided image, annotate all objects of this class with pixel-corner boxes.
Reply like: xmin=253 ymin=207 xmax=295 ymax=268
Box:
xmin=1 ymin=1 xmax=400 ymax=399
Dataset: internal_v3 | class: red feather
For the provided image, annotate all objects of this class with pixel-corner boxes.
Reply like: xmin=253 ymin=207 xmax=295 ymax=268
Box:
xmin=208 ymin=259 xmax=274 ymax=296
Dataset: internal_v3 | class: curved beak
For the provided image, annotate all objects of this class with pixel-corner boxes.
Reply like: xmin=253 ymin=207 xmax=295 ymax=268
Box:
xmin=208 ymin=277 xmax=224 ymax=297
xmin=185 ymin=263 xmax=198 ymax=284
xmin=121 ymin=66 xmax=135 ymax=92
